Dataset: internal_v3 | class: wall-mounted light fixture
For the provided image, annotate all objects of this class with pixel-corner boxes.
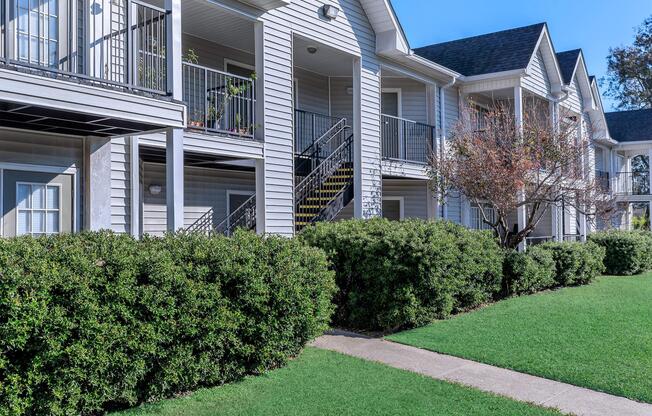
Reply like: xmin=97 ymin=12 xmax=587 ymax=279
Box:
xmin=148 ymin=184 xmax=162 ymax=195
xmin=307 ymin=46 xmax=318 ymax=54
xmin=321 ymin=4 xmax=340 ymax=20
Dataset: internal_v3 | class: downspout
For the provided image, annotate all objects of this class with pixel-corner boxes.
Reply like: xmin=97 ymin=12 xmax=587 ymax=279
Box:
xmin=439 ymin=76 xmax=458 ymax=220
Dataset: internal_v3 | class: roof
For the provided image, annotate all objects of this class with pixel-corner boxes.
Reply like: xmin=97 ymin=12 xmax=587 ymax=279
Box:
xmin=556 ymin=49 xmax=581 ymax=84
xmin=413 ymin=23 xmax=546 ymax=76
xmin=605 ymin=109 xmax=652 ymax=142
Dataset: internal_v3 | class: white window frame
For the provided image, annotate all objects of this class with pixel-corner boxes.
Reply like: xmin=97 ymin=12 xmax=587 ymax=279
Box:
xmin=470 ymin=203 xmax=496 ymax=231
xmin=15 ymin=181 xmax=62 ymax=236
xmin=382 ymin=196 xmax=405 ymax=220
xmin=0 ymin=163 xmax=79 ymax=237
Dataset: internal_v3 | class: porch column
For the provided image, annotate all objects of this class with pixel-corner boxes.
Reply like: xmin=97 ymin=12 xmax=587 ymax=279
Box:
xmin=129 ymin=136 xmax=140 ymax=238
xmin=353 ymin=57 xmax=364 ymax=218
xmin=551 ymin=202 xmax=560 ymax=242
xmin=84 ymin=136 xmax=112 ymax=231
xmin=255 ymin=158 xmax=266 ymax=234
xmin=440 ymin=86 xmax=449 ymax=220
xmin=515 ymin=85 xmax=527 ymax=251
xmin=166 ymin=128 xmax=184 ymax=232
xmin=165 ymin=0 xmax=182 ymax=99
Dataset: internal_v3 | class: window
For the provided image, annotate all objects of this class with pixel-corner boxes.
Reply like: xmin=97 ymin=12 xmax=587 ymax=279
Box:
xmin=16 ymin=0 xmax=59 ymax=67
xmin=470 ymin=204 xmax=495 ymax=230
xmin=16 ymin=183 xmax=61 ymax=236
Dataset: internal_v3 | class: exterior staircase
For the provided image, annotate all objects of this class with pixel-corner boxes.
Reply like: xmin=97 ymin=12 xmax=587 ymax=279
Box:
xmin=294 ymin=116 xmax=354 ymax=232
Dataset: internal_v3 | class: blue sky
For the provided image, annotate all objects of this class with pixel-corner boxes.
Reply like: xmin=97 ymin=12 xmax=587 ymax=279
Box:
xmin=391 ymin=0 xmax=652 ymax=111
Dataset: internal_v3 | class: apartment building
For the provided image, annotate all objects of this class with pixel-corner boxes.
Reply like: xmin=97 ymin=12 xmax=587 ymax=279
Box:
xmin=0 ymin=0 xmax=649 ymax=241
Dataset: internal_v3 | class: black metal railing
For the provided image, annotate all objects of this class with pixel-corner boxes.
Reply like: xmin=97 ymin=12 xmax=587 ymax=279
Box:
xmin=1 ymin=0 xmax=169 ymax=95
xmin=563 ymin=234 xmax=582 ymax=242
xmin=295 ymin=109 xmax=341 ymax=154
xmin=614 ymin=171 xmax=650 ymax=195
xmin=183 ymin=62 xmax=256 ymax=138
xmin=295 ymin=118 xmax=348 ymax=177
xmin=525 ymin=236 xmax=555 ymax=246
xmin=215 ymin=194 xmax=256 ymax=236
xmin=295 ymin=134 xmax=353 ymax=232
xmin=186 ymin=194 xmax=256 ymax=236
xmin=381 ymin=114 xmax=436 ymax=163
xmin=596 ymin=170 xmax=610 ymax=191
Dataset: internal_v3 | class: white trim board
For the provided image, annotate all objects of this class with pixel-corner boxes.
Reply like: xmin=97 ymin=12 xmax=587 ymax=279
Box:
xmin=382 ymin=196 xmax=405 ymax=219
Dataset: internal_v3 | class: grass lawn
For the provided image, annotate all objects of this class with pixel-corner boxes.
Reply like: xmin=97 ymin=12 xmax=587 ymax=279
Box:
xmin=114 ymin=347 xmax=562 ymax=416
xmin=388 ymin=273 xmax=652 ymax=403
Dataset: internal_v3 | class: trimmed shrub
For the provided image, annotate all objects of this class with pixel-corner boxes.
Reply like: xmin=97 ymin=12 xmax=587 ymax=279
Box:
xmin=537 ymin=241 xmax=606 ymax=286
xmin=588 ymin=230 xmax=652 ymax=275
xmin=0 ymin=231 xmax=335 ymax=416
xmin=299 ymin=218 xmax=503 ymax=332
xmin=502 ymin=246 xmax=556 ymax=296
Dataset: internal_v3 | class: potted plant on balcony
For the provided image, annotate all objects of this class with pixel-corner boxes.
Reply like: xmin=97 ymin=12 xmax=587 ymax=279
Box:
xmin=206 ymin=73 xmax=256 ymax=133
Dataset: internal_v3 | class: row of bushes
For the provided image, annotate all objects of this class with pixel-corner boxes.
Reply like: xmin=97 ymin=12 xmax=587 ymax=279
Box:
xmin=300 ymin=219 xmax=606 ymax=332
xmin=503 ymin=242 xmax=605 ymax=297
xmin=0 ymin=231 xmax=335 ymax=415
xmin=588 ymin=230 xmax=652 ymax=275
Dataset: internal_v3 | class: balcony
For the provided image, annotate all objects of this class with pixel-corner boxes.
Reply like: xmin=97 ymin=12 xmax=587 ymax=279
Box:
xmin=183 ymin=62 xmax=256 ymax=140
xmin=1 ymin=0 xmax=169 ymax=94
xmin=381 ymin=114 xmax=436 ymax=164
xmin=596 ymin=170 xmax=610 ymax=191
xmin=295 ymin=109 xmax=341 ymax=154
xmin=0 ymin=0 xmax=185 ymax=135
xmin=614 ymin=171 xmax=650 ymax=196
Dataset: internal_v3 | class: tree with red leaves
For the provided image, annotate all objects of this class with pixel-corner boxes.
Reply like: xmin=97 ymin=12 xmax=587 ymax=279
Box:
xmin=430 ymin=102 xmax=616 ymax=249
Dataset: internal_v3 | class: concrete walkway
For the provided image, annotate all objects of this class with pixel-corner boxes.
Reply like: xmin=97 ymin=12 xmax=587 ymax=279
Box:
xmin=311 ymin=331 xmax=652 ymax=416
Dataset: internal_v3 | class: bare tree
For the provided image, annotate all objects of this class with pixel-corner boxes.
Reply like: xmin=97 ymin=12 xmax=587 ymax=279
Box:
xmin=430 ymin=102 xmax=617 ymax=249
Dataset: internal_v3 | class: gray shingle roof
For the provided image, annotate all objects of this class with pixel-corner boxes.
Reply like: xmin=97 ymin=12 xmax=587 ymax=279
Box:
xmin=414 ymin=23 xmax=546 ymax=77
xmin=556 ymin=49 xmax=581 ymax=84
xmin=605 ymin=109 xmax=652 ymax=142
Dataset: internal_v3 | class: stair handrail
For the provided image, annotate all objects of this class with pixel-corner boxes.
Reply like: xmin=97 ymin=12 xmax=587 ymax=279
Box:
xmin=186 ymin=195 xmax=256 ymax=236
xmin=214 ymin=194 xmax=257 ymax=236
xmin=186 ymin=207 xmax=215 ymax=235
xmin=295 ymin=133 xmax=354 ymax=210
xmin=297 ymin=118 xmax=347 ymax=158
xmin=295 ymin=121 xmax=350 ymax=175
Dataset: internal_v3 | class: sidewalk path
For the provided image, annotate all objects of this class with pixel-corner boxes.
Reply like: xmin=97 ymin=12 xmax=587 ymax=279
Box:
xmin=311 ymin=331 xmax=652 ymax=416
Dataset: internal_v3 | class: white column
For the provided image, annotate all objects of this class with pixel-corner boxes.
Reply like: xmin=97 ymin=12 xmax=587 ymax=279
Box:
xmin=254 ymin=21 xmax=265 ymax=142
xmin=352 ymin=57 xmax=364 ymax=218
xmin=514 ymin=86 xmax=527 ymax=250
xmin=551 ymin=203 xmax=560 ymax=242
xmin=85 ymin=136 xmax=112 ymax=231
xmin=130 ymin=136 xmax=140 ymax=238
xmin=165 ymin=0 xmax=182 ymax=100
xmin=255 ymin=158 xmax=266 ymax=234
xmin=166 ymin=128 xmax=184 ymax=232
xmin=164 ymin=0 xmax=183 ymax=233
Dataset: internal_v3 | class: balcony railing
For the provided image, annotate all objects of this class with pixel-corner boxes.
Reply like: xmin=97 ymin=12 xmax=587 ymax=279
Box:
xmin=525 ymin=236 xmax=555 ymax=246
xmin=381 ymin=114 xmax=436 ymax=164
xmin=295 ymin=109 xmax=340 ymax=154
xmin=595 ymin=170 xmax=610 ymax=191
xmin=183 ymin=62 xmax=256 ymax=139
xmin=614 ymin=171 xmax=650 ymax=195
xmin=0 ymin=0 xmax=169 ymax=95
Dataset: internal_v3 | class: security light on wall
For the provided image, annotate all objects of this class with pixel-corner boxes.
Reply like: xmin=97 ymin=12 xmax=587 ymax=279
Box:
xmin=321 ymin=4 xmax=340 ymax=20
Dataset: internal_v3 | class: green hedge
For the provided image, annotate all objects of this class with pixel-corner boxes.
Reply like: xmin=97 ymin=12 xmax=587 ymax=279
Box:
xmin=588 ymin=230 xmax=652 ymax=275
xmin=300 ymin=219 xmax=503 ymax=332
xmin=502 ymin=246 xmax=556 ymax=296
xmin=0 ymin=231 xmax=335 ymax=415
xmin=537 ymin=241 xmax=606 ymax=286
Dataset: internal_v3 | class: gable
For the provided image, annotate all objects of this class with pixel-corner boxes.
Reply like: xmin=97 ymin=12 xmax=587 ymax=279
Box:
xmin=522 ymin=49 xmax=551 ymax=97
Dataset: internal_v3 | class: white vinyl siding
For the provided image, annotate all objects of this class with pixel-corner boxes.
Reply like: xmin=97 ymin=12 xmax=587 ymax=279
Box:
xmin=182 ymin=33 xmax=254 ymax=71
xmin=562 ymin=74 xmax=583 ymax=114
xmin=0 ymin=130 xmax=82 ymax=167
xmin=110 ymin=137 xmax=130 ymax=234
xmin=523 ymin=49 xmax=551 ymax=98
xmin=382 ymin=179 xmax=429 ymax=219
xmin=381 ymin=78 xmax=427 ymax=123
xmin=446 ymin=191 xmax=462 ymax=224
xmin=295 ymin=67 xmax=330 ymax=115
